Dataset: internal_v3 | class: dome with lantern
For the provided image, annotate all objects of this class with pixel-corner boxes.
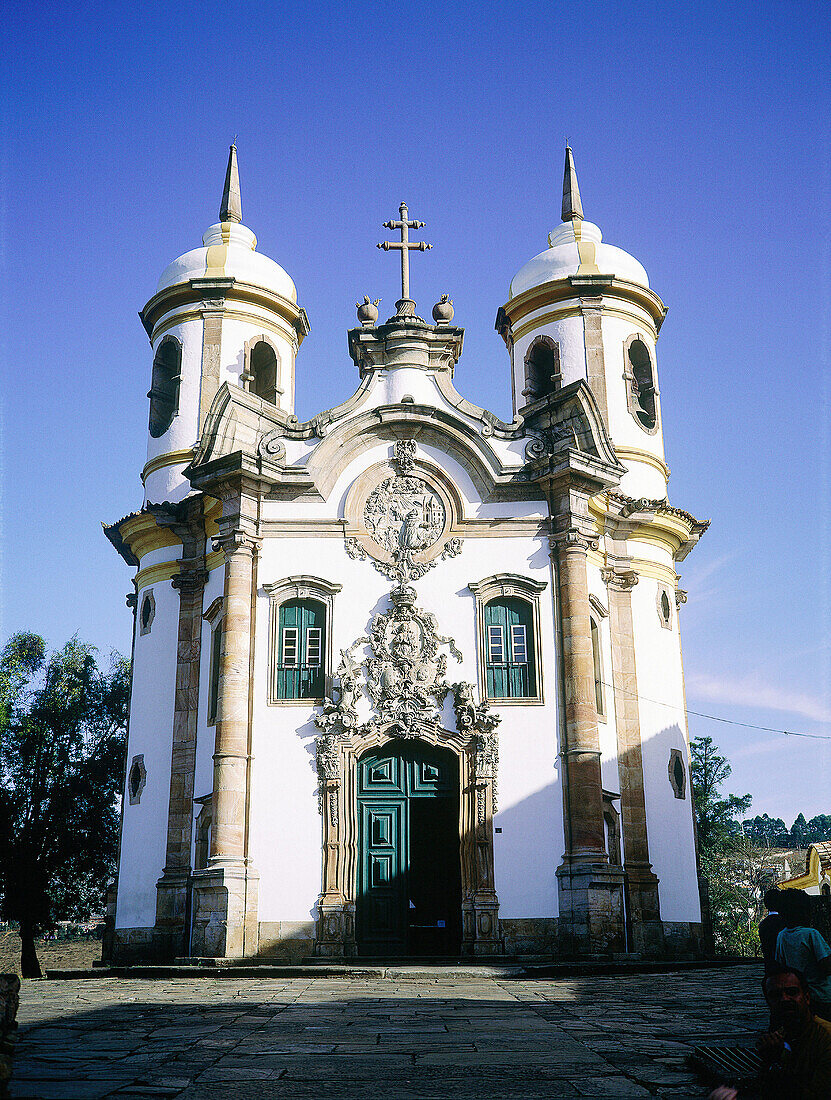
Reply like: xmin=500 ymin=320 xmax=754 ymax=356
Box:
xmin=509 ymin=147 xmax=649 ymax=299
xmin=156 ymin=145 xmax=297 ymax=304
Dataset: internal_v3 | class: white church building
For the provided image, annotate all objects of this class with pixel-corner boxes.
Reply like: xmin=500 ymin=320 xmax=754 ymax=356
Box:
xmin=105 ymin=147 xmax=708 ymax=962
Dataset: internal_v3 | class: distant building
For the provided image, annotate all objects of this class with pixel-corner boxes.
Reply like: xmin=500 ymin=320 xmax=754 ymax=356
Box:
xmin=106 ymin=147 xmax=708 ymax=963
xmin=777 ymin=843 xmax=831 ymax=896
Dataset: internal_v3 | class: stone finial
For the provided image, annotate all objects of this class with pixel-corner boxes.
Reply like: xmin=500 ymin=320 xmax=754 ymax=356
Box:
xmin=219 ymin=143 xmax=242 ymax=224
xmin=561 ymin=144 xmax=584 ymax=223
xmin=432 ymin=295 xmax=454 ymax=325
xmin=356 ymin=296 xmax=380 ymax=325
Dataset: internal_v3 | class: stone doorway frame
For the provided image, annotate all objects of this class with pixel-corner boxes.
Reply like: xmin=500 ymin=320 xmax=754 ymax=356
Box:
xmin=315 ymin=722 xmax=501 ymax=958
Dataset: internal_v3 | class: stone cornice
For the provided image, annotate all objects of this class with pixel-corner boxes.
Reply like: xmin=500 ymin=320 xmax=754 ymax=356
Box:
xmin=103 ymin=508 xmax=182 ymax=567
xmin=347 ymin=319 xmax=464 ymax=377
xmin=499 ymin=274 xmax=667 ymax=333
xmin=139 ymin=276 xmax=310 ymax=347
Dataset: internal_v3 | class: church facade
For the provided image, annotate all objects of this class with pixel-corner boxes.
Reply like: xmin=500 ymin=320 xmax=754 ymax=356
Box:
xmin=106 ymin=147 xmax=707 ymax=963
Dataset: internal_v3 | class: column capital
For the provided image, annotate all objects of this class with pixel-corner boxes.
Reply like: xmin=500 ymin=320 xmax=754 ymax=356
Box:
xmin=212 ymin=530 xmax=261 ymax=559
xmin=172 ymin=567 xmax=210 ymax=593
xmin=549 ymin=528 xmax=599 ymax=555
xmin=601 ymin=566 xmax=639 ymax=591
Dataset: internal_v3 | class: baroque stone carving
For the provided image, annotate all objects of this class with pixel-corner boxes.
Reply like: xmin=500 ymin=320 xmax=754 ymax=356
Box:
xmin=441 ymin=537 xmax=464 ymax=560
xmin=451 ymin=682 xmax=501 ymax=810
xmin=524 ymin=411 xmax=584 ymax=462
xmin=344 ymin=537 xmax=367 ymax=561
xmin=363 ymin=584 xmax=461 ymax=736
xmin=364 ymin=475 xmax=445 ymax=553
xmin=601 ymin=566 xmax=639 ymax=591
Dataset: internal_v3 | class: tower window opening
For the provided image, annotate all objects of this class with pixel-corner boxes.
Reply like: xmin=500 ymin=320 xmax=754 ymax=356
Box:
xmin=138 ymin=589 xmax=155 ymax=636
xmin=627 ymin=338 xmax=657 ymax=431
xmin=522 ymin=337 xmax=561 ymax=403
xmin=249 ymin=340 xmax=279 ymax=404
xmin=127 ymin=755 xmax=147 ymax=805
xmin=148 ymin=338 xmax=181 ymax=438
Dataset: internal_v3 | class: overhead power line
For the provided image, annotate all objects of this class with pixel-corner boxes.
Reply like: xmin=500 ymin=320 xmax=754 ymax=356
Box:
xmin=600 ymin=680 xmax=831 ymax=742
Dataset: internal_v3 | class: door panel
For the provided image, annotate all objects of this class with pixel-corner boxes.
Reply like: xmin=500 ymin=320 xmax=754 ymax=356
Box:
xmin=356 ymin=741 xmax=462 ymax=957
xmin=358 ymin=801 xmax=406 ymax=950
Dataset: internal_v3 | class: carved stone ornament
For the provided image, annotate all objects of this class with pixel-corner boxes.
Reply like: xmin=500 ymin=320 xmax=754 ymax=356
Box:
xmin=524 ymin=411 xmax=584 ymax=463
xmin=441 ymin=537 xmax=464 ymax=560
xmin=314 ymin=584 xmax=462 ymax=763
xmin=451 ymin=682 xmax=501 ymax=810
xmin=364 ymin=475 xmax=445 ymax=553
xmin=601 ymin=566 xmax=639 ymax=591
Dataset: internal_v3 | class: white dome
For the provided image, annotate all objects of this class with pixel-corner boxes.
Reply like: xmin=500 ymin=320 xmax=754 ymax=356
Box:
xmin=509 ymin=220 xmax=649 ymax=299
xmin=157 ymin=222 xmax=297 ymax=303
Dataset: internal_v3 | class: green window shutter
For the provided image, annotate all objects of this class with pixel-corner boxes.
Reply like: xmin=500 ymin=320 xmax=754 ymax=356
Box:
xmin=277 ymin=599 xmax=326 ymax=699
xmin=484 ymin=597 xmax=535 ymax=699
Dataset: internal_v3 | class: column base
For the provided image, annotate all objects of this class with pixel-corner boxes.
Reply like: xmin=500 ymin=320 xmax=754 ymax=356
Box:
xmin=462 ymin=893 xmax=503 ymax=955
xmin=624 ymin=862 xmax=665 ymax=956
xmin=314 ymin=902 xmax=356 ymax=957
xmin=153 ymin=870 xmax=190 ymax=961
xmin=556 ymin=859 xmax=626 ymax=956
xmin=190 ymin=864 xmax=259 ymax=959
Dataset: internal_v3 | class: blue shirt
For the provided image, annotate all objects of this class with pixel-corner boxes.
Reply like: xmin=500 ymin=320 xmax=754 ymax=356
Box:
xmin=776 ymin=926 xmax=831 ymax=1003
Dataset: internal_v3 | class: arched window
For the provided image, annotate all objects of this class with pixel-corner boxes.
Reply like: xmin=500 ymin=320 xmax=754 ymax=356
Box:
xmin=624 ymin=336 xmax=657 ymax=431
xmin=139 ymin=590 xmax=155 ymax=636
xmin=522 ymin=337 xmax=561 ymax=404
xmin=483 ymin=597 xmax=536 ymax=699
xmin=148 ymin=337 xmax=181 ymax=437
xmin=590 ymin=617 xmax=605 ymax=718
xmin=264 ymin=577 xmax=342 ymax=704
xmin=275 ymin=599 xmax=325 ymax=700
xmin=250 ymin=340 xmax=278 ymax=404
xmin=469 ymin=573 xmax=546 ymax=704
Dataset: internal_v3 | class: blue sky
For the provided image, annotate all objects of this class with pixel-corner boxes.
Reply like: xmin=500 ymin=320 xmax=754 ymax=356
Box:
xmin=1 ymin=1 xmax=829 ymax=823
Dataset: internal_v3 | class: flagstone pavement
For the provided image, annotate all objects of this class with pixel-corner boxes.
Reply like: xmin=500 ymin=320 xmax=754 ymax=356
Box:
xmin=10 ymin=964 xmax=765 ymax=1099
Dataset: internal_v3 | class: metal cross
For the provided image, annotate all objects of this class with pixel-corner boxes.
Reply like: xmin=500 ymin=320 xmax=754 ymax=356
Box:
xmin=377 ymin=202 xmax=432 ymax=303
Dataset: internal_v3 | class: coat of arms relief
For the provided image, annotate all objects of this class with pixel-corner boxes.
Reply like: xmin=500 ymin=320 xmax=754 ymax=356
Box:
xmin=343 ymin=439 xmax=463 ymax=583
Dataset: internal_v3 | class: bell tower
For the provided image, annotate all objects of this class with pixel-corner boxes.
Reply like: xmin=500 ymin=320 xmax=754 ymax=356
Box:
xmin=497 ymin=146 xmax=670 ymax=502
xmin=139 ymin=145 xmax=310 ymax=506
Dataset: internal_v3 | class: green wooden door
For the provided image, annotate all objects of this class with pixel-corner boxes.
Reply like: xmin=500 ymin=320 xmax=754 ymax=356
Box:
xmin=356 ymin=741 xmax=461 ymax=956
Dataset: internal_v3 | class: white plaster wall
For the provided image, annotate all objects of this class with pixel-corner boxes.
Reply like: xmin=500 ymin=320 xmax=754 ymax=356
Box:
xmin=219 ymin=316 xmax=296 ymax=415
xmin=630 ymin=570 xmax=701 ymax=922
xmin=116 ymin=579 xmax=178 ymax=929
xmin=512 ymin=314 xmax=586 ymax=414
xmin=249 ymin=523 xmax=563 ymax=924
xmin=192 ymin=567 xmax=225 ymax=821
xmin=145 ymin=317 xmax=204 ymax=466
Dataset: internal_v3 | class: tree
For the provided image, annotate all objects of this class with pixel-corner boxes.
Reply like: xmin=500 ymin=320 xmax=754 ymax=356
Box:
xmin=807 ymin=815 xmax=831 ymax=843
xmin=741 ymin=813 xmax=789 ymax=848
xmin=690 ymin=736 xmax=752 ymax=852
xmin=0 ymin=634 xmax=129 ymax=977
xmin=691 ymin=736 xmax=756 ymax=955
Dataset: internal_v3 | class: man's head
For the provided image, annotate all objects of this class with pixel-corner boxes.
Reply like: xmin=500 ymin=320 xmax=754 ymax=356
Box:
xmin=763 ymin=889 xmax=780 ymax=913
xmin=763 ymin=967 xmax=812 ymax=1031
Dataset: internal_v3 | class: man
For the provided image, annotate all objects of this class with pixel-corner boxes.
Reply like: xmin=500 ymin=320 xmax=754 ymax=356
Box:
xmin=775 ymin=890 xmax=831 ymax=1020
xmin=709 ymin=967 xmax=831 ymax=1099
xmin=758 ymin=888 xmax=787 ymax=968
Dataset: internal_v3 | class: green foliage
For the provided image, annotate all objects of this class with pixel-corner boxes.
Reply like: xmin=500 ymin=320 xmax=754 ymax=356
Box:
xmin=690 ymin=735 xmax=757 ymax=956
xmin=0 ymin=633 xmax=129 ymax=939
xmin=690 ymin=735 xmax=752 ymax=852
xmin=740 ymin=811 xmax=831 ymax=848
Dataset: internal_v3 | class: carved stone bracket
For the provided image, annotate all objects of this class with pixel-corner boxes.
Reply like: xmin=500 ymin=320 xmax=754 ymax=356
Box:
xmin=675 ymin=588 xmax=688 ymax=608
xmin=601 ymin=566 xmax=639 ymax=592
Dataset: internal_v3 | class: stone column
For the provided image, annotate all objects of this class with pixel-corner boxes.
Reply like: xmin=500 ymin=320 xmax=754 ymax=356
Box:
xmin=603 ymin=566 xmax=664 ymax=956
xmin=552 ymin=520 xmax=625 ymax=955
xmin=154 ymin=556 xmax=207 ymax=960
xmin=190 ymin=524 xmax=259 ymax=959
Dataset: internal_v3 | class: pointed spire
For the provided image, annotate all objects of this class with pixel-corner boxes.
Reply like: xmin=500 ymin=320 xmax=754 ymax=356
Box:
xmin=561 ymin=144 xmax=584 ymax=223
xmin=219 ymin=143 xmax=242 ymax=224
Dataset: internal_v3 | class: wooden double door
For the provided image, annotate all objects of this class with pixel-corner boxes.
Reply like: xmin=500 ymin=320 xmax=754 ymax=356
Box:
xmin=356 ymin=740 xmax=462 ymax=957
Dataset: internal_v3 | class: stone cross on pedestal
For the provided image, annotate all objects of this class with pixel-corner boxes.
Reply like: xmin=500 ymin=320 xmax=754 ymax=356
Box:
xmin=377 ymin=202 xmax=432 ymax=318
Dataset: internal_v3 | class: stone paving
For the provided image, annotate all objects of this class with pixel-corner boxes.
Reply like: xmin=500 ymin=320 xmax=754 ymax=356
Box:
xmin=9 ymin=965 xmax=765 ymax=1099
